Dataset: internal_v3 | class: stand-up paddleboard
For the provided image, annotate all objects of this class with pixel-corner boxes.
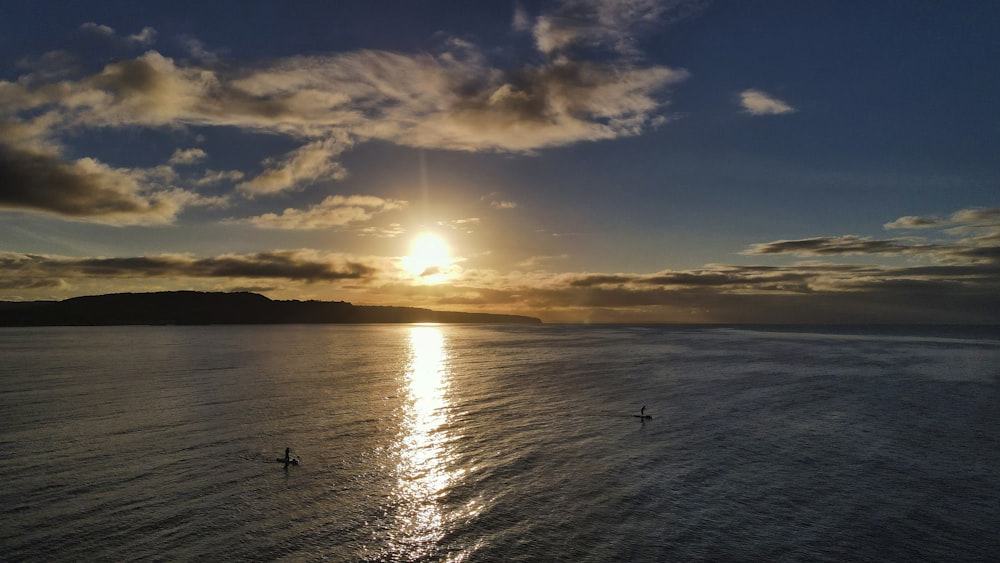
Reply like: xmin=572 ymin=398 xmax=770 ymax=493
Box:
xmin=276 ymin=458 xmax=300 ymax=465
xmin=633 ymin=405 xmax=652 ymax=419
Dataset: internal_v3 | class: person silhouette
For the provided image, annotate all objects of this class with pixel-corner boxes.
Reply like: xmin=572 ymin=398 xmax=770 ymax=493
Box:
xmin=284 ymin=447 xmax=291 ymax=463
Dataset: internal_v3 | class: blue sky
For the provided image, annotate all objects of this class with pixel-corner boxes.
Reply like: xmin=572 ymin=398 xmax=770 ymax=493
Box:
xmin=1 ymin=0 xmax=998 ymax=322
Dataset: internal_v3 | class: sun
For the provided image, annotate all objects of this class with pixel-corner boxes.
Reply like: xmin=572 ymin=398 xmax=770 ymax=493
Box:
xmin=402 ymin=233 xmax=452 ymax=281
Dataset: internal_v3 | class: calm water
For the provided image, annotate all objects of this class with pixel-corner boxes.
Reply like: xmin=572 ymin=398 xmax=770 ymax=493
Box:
xmin=1 ymin=324 xmax=998 ymax=561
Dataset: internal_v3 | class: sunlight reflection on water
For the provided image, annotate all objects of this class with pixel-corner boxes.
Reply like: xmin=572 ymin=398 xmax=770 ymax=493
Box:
xmin=390 ymin=325 xmax=462 ymax=559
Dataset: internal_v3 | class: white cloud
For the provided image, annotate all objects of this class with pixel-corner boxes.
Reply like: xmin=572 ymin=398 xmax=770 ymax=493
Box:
xmin=229 ymin=195 xmax=406 ymax=230
xmin=80 ymin=22 xmax=116 ymax=37
xmin=195 ymin=169 xmax=245 ymax=186
xmin=2 ymin=16 xmax=690 ymax=212
xmin=885 ymin=208 xmax=1000 ymax=248
xmin=739 ymin=89 xmax=795 ymax=115
xmin=884 ymin=215 xmax=941 ymax=229
xmin=168 ymin=147 xmax=207 ymax=165
xmin=5 ymin=45 xmax=685 ymax=153
xmin=79 ymin=22 xmax=156 ymax=46
xmin=236 ymin=137 xmax=351 ymax=196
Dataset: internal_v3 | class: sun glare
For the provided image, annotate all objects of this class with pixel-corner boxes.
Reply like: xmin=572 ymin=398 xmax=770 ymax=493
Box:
xmin=402 ymin=234 xmax=451 ymax=281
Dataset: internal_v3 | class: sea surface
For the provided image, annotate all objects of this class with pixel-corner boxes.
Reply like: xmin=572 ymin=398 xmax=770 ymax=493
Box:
xmin=1 ymin=324 xmax=998 ymax=562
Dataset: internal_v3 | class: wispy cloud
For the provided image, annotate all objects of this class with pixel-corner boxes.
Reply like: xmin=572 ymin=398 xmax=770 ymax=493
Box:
xmin=739 ymin=88 xmax=795 ymax=115
xmin=168 ymin=147 xmax=207 ymax=165
xmin=1 ymin=14 xmax=689 ymax=222
xmin=80 ymin=22 xmax=116 ymax=38
xmin=438 ymin=217 xmax=481 ymax=233
xmin=236 ymin=137 xmax=351 ymax=196
xmin=527 ymin=0 xmax=706 ymax=56
xmin=359 ymin=223 xmax=406 ymax=238
xmin=483 ymin=192 xmax=518 ymax=210
xmin=180 ymin=37 xmax=222 ymax=63
xmin=195 ymin=169 xmax=244 ymax=186
xmin=79 ymin=22 xmax=157 ymax=46
xmin=127 ymin=27 xmax=157 ymax=46
xmin=228 ymin=195 xmax=406 ymax=230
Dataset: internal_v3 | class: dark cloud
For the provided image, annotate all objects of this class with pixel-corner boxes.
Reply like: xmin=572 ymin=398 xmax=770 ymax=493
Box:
xmin=571 ymin=267 xmax=818 ymax=290
xmin=442 ymin=257 xmax=1000 ymax=322
xmin=743 ymin=236 xmax=927 ymax=256
xmin=475 ymin=282 xmax=999 ymax=324
xmin=570 ymin=274 xmax=634 ymax=286
xmin=951 ymin=246 xmax=1000 ymax=264
xmin=3 ymin=246 xmax=998 ymax=323
xmin=0 ymin=143 xmax=180 ymax=223
xmin=1 ymin=251 xmax=375 ymax=286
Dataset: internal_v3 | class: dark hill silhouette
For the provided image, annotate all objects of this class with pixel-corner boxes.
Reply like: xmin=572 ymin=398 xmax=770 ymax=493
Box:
xmin=0 ymin=291 xmax=541 ymax=326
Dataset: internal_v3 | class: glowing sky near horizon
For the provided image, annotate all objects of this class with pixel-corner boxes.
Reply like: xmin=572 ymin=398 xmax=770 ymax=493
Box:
xmin=1 ymin=1 xmax=998 ymax=323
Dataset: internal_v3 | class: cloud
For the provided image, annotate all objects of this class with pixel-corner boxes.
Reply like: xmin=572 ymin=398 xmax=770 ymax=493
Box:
xmin=951 ymin=208 xmax=1000 ymax=225
xmin=194 ymin=169 xmax=245 ymax=186
xmin=529 ymin=0 xmax=706 ymax=56
xmin=513 ymin=3 xmax=533 ymax=32
xmin=16 ymin=51 xmax=81 ymax=81
xmin=0 ymin=142 xmax=190 ymax=225
xmin=180 ymin=37 xmax=221 ymax=63
xmin=237 ymin=137 xmax=351 ymax=196
xmin=0 ymin=250 xmax=376 ymax=285
xmin=742 ymin=235 xmax=932 ymax=257
xmin=229 ymin=195 xmax=406 ymax=230
xmin=2 ymin=31 xmax=688 ymax=207
xmin=743 ymin=208 xmax=1000 ymax=267
xmin=883 ymin=207 xmax=1000 ymax=251
xmin=517 ymin=254 xmax=569 ymax=268
xmin=168 ymin=147 xmax=207 ymax=165
xmin=885 ymin=207 xmax=1000 ymax=230
xmin=127 ymin=27 xmax=157 ymax=46
xmin=483 ymin=192 xmax=518 ymax=210
xmin=883 ymin=215 xmax=942 ymax=229
xmin=80 ymin=22 xmax=116 ymax=37
xmin=359 ymin=223 xmax=406 ymax=238
xmin=3 ymin=204 xmax=998 ymax=322
xmin=439 ymin=218 xmax=481 ymax=233
xmin=379 ymin=254 xmax=1000 ymax=323
xmin=739 ymin=89 xmax=795 ymax=115
xmin=79 ymin=22 xmax=156 ymax=46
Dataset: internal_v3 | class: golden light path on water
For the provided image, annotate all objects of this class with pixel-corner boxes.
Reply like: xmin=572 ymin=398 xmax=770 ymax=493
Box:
xmin=389 ymin=325 xmax=475 ymax=560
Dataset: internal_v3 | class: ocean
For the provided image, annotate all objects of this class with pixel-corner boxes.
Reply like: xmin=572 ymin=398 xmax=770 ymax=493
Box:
xmin=1 ymin=324 xmax=998 ymax=561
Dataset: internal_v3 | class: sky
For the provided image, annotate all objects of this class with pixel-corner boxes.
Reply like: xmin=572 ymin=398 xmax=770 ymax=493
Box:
xmin=1 ymin=0 xmax=998 ymax=323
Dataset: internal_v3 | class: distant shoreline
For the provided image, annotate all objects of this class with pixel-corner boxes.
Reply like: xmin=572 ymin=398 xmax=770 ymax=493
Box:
xmin=0 ymin=291 xmax=542 ymax=326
